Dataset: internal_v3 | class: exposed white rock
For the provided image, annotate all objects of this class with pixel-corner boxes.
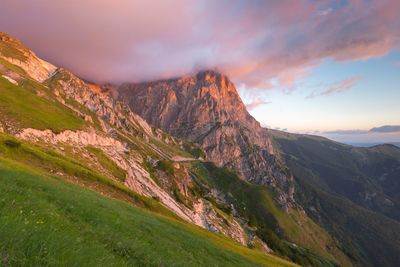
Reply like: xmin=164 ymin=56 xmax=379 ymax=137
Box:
xmin=16 ymin=128 xmax=197 ymax=224
xmin=192 ymin=199 xmax=247 ymax=245
xmin=17 ymin=128 xmax=126 ymax=151
xmin=2 ymin=55 xmax=56 ymax=83
xmin=1 ymin=75 xmax=18 ymax=85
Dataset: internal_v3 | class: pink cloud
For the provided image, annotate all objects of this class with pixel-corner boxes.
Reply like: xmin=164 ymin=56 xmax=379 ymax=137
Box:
xmin=307 ymin=77 xmax=363 ymax=99
xmin=0 ymin=0 xmax=398 ymax=86
xmin=245 ymin=98 xmax=271 ymax=111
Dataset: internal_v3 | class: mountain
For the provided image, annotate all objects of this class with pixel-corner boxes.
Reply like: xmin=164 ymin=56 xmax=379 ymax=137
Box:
xmin=0 ymin=32 xmax=299 ymax=266
xmin=116 ymin=71 xmax=400 ymax=267
xmin=1 ymin=31 xmax=399 ymax=267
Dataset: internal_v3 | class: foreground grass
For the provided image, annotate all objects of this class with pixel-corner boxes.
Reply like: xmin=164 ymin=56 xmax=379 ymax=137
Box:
xmin=0 ymin=134 xmax=176 ymax=219
xmin=0 ymin=157 xmax=296 ymax=267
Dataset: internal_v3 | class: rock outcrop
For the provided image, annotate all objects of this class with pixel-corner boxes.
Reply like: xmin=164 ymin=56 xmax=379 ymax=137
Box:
xmin=0 ymin=32 xmax=56 ymax=82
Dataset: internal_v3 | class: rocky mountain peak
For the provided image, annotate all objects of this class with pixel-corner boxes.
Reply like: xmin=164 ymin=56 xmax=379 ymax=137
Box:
xmin=196 ymin=70 xmax=232 ymax=90
xmin=117 ymin=70 xmax=295 ymax=209
xmin=193 ymin=70 xmax=247 ymax=118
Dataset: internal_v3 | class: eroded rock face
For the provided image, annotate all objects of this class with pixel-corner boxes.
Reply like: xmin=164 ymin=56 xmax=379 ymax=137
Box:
xmin=117 ymin=70 xmax=295 ymax=208
xmin=47 ymin=68 xmax=153 ymax=137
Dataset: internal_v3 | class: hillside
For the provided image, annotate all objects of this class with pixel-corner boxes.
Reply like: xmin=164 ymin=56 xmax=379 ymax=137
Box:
xmin=1 ymin=31 xmax=400 ymax=267
xmin=0 ymin=32 xmax=299 ymax=266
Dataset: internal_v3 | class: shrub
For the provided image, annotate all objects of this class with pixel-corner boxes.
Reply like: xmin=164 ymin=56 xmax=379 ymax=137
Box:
xmin=156 ymin=160 xmax=174 ymax=175
xmin=3 ymin=139 xmax=21 ymax=148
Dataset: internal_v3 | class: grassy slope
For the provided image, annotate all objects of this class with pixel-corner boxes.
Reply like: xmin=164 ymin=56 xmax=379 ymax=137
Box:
xmin=0 ymin=157 xmax=297 ymax=267
xmin=271 ymin=130 xmax=400 ymax=220
xmin=190 ymin=162 xmax=350 ymax=267
xmin=86 ymin=145 xmax=127 ymax=182
xmin=0 ymin=134 xmax=176 ymax=219
xmin=270 ymin=130 xmax=400 ymax=267
xmin=0 ymin=76 xmax=85 ymax=132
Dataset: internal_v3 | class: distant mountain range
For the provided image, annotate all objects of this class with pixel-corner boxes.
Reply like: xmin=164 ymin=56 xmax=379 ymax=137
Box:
xmin=1 ymin=32 xmax=399 ymax=267
xmin=348 ymin=142 xmax=400 ymax=148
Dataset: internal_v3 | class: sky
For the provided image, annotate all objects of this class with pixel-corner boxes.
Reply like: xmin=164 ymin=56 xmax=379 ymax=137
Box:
xmin=0 ymin=0 xmax=399 ymax=143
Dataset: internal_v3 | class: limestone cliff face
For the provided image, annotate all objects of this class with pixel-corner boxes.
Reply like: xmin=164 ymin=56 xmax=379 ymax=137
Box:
xmin=117 ymin=70 xmax=295 ymax=208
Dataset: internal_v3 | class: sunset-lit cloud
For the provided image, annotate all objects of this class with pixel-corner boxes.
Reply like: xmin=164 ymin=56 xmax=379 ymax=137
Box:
xmin=245 ymin=98 xmax=271 ymax=111
xmin=306 ymin=77 xmax=362 ymax=99
xmin=0 ymin=0 xmax=399 ymax=87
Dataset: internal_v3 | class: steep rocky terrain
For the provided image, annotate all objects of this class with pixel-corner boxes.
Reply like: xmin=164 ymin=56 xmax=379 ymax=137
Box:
xmin=118 ymin=71 xmax=295 ymax=210
xmin=2 ymin=31 xmax=399 ymax=267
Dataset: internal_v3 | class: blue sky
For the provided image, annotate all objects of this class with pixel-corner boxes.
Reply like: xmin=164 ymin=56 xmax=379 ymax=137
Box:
xmin=243 ymin=51 xmax=400 ymax=142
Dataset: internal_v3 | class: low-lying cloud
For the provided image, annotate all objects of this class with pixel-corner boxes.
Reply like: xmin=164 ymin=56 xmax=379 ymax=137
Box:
xmin=324 ymin=125 xmax=400 ymax=135
xmin=324 ymin=129 xmax=368 ymax=135
xmin=370 ymin=125 xmax=400 ymax=133
xmin=0 ymin=0 xmax=399 ymax=86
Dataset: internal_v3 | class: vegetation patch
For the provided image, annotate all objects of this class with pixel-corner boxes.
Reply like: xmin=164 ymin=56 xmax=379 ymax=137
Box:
xmin=156 ymin=160 xmax=175 ymax=175
xmin=182 ymin=141 xmax=206 ymax=159
xmin=86 ymin=145 xmax=126 ymax=182
xmin=0 ymin=76 xmax=86 ymax=132
xmin=3 ymin=138 xmax=21 ymax=148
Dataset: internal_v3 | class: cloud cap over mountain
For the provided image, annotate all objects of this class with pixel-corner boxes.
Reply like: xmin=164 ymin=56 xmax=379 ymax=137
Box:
xmin=0 ymin=0 xmax=399 ymax=86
